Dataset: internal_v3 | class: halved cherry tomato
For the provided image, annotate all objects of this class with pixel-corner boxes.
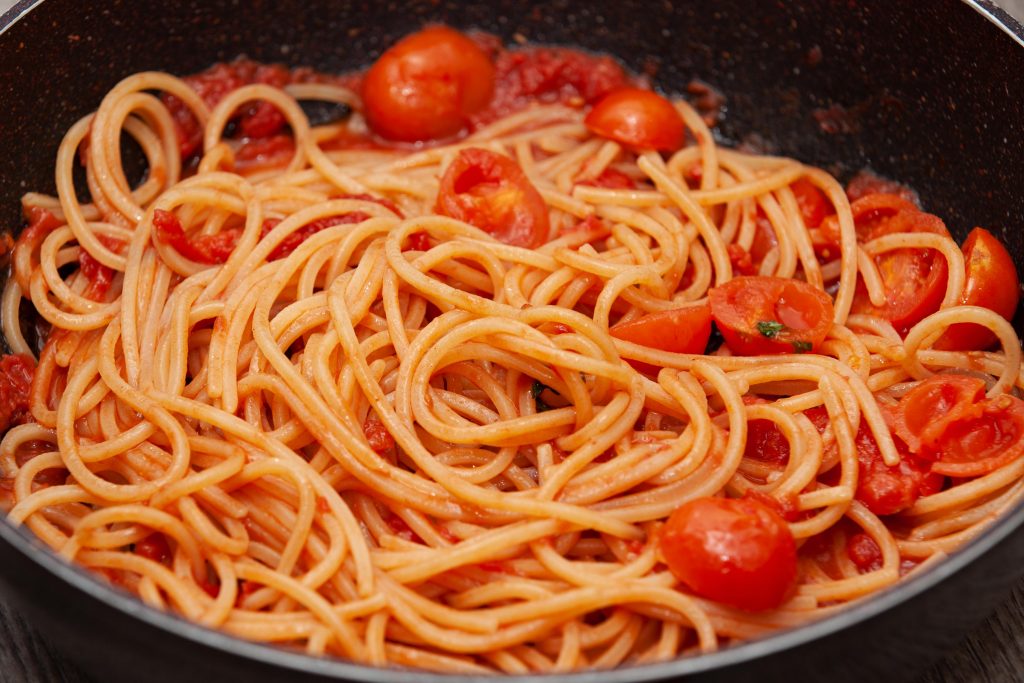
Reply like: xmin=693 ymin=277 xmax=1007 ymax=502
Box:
xmin=709 ymin=276 xmax=834 ymax=355
xmin=660 ymin=496 xmax=797 ymax=611
xmin=845 ymin=170 xmax=919 ymax=206
xmin=895 ymin=374 xmax=1024 ymax=478
xmin=791 ymin=178 xmax=832 ymax=229
xmin=610 ymin=304 xmax=712 ymax=355
xmin=848 ymin=199 xmax=951 ymax=334
xmin=435 ymin=148 xmax=549 ymax=248
xmin=818 ymin=192 xmax=919 ymax=250
xmin=894 ymin=374 xmax=986 ymax=453
xmin=362 ymin=26 xmax=496 ymax=142
xmin=584 ymin=87 xmax=684 ymax=151
xmin=929 ymin=394 xmax=1024 ymax=477
xmin=934 ymin=228 xmax=1020 ymax=351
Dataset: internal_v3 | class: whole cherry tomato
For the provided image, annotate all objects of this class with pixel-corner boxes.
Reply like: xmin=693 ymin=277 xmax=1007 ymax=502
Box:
xmin=660 ymin=496 xmax=798 ymax=611
xmin=362 ymin=26 xmax=496 ymax=142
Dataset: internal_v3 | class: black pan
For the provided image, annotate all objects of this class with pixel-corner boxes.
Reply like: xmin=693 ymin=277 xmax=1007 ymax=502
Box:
xmin=1 ymin=1 xmax=1023 ymax=681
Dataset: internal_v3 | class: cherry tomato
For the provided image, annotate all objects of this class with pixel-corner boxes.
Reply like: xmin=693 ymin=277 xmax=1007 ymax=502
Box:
xmin=584 ymin=87 xmax=685 ymax=151
xmin=575 ymin=167 xmax=637 ymax=190
xmin=933 ymin=228 xmax=1020 ymax=351
xmin=896 ymin=375 xmax=1024 ymax=478
xmin=791 ymin=178 xmax=832 ymax=229
xmin=435 ymin=148 xmax=549 ymax=248
xmin=929 ymin=394 xmax=1024 ymax=477
xmin=818 ymin=192 xmax=919 ymax=250
xmin=709 ymin=276 xmax=834 ymax=355
xmin=849 ymin=199 xmax=951 ymax=334
xmin=610 ymin=304 xmax=712 ymax=354
xmin=894 ymin=374 xmax=987 ymax=453
xmin=362 ymin=26 xmax=496 ymax=142
xmin=660 ymin=496 xmax=797 ymax=611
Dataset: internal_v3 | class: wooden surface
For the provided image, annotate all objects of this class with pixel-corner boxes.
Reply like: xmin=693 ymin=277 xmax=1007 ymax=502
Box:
xmin=1 ymin=1 xmax=1023 ymax=682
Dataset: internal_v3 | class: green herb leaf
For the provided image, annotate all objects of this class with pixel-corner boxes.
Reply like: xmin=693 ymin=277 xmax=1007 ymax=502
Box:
xmin=530 ymin=380 xmax=557 ymax=412
xmin=756 ymin=320 xmax=785 ymax=338
xmin=792 ymin=340 xmax=813 ymax=353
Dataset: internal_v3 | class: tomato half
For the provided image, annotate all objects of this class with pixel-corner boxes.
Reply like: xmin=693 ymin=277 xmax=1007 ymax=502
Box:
xmin=659 ymin=496 xmax=797 ymax=611
xmin=791 ymin=178 xmax=832 ymax=229
xmin=584 ymin=87 xmax=685 ymax=152
xmin=435 ymin=148 xmax=549 ymax=248
xmin=362 ymin=26 xmax=496 ymax=142
xmin=929 ymin=394 xmax=1024 ymax=477
xmin=848 ymin=199 xmax=951 ymax=334
xmin=610 ymin=304 xmax=712 ymax=355
xmin=709 ymin=276 xmax=834 ymax=355
xmin=894 ymin=374 xmax=987 ymax=453
xmin=895 ymin=374 xmax=1024 ymax=478
xmin=933 ymin=228 xmax=1020 ymax=351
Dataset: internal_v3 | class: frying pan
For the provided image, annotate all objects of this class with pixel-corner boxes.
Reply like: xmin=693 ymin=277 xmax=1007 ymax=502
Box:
xmin=1 ymin=1 xmax=1023 ymax=681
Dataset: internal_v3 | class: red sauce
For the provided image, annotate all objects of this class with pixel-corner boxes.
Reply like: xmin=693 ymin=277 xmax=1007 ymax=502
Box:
xmin=362 ymin=415 xmax=396 ymax=455
xmin=162 ymin=38 xmax=633 ymax=160
xmin=0 ymin=354 xmax=35 ymax=433
xmin=846 ymin=533 xmax=883 ymax=573
xmin=470 ymin=45 xmax=630 ymax=127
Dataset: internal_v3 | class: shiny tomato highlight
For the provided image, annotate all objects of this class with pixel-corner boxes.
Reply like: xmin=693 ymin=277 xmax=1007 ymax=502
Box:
xmin=584 ymin=87 xmax=685 ymax=151
xmin=362 ymin=26 xmax=496 ymax=142
xmin=660 ymin=496 xmax=797 ymax=611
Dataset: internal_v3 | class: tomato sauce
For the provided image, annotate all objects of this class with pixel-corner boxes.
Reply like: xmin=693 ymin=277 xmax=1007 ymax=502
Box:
xmin=0 ymin=354 xmax=34 ymax=433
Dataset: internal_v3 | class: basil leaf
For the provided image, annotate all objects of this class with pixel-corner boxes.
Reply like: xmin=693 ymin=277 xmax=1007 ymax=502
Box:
xmin=530 ymin=380 xmax=557 ymax=412
xmin=792 ymin=340 xmax=813 ymax=353
xmin=756 ymin=320 xmax=785 ymax=338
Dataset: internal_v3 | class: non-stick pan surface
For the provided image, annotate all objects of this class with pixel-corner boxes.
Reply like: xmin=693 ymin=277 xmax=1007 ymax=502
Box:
xmin=1 ymin=1 xmax=1023 ymax=681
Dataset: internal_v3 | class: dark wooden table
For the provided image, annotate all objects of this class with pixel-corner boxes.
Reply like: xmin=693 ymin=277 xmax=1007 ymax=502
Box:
xmin=2 ymin=582 xmax=1024 ymax=682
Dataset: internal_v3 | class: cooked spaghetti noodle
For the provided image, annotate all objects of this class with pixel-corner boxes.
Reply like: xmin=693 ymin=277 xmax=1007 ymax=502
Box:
xmin=1 ymin=30 xmax=1023 ymax=673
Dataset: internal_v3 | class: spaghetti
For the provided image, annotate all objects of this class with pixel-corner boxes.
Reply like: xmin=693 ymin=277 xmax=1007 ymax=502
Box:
xmin=1 ymin=26 xmax=1023 ymax=673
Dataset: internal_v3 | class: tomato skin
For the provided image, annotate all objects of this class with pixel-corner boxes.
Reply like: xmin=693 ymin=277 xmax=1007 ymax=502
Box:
xmin=362 ymin=26 xmax=496 ymax=142
xmin=584 ymin=87 xmax=685 ymax=151
xmin=610 ymin=304 xmax=712 ymax=355
xmin=929 ymin=394 xmax=1024 ymax=477
xmin=934 ymin=228 xmax=1020 ymax=351
xmin=894 ymin=375 xmax=987 ymax=453
xmin=435 ymin=148 xmax=549 ymax=248
xmin=896 ymin=375 xmax=1024 ymax=478
xmin=847 ymin=198 xmax=951 ymax=334
xmin=791 ymin=178 xmax=832 ymax=229
xmin=660 ymin=496 xmax=797 ymax=611
xmin=709 ymin=276 xmax=834 ymax=355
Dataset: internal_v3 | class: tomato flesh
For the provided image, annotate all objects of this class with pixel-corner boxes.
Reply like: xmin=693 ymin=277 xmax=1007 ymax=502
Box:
xmin=0 ymin=355 xmax=34 ymax=433
xmin=843 ymin=196 xmax=951 ymax=334
xmin=584 ymin=87 xmax=685 ymax=152
xmin=362 ymin=26 xmax=496 ymax=142
xmin=435 ymin=148 xmax=549 ymax=248
xmin=791 ymin=178 xmax=832 ymax=229
xmin=660 ymin=496 xmax=797 ymax=611
xmin=934 ymin=228 xmax=1020 ymax=351
xmin=610 ymin=304 xmax=712 ymax=355
xmin=709 ymin=276 xmax=834 ymax=355
xmin=896 ymin=375 xmax=1024 ymax=478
